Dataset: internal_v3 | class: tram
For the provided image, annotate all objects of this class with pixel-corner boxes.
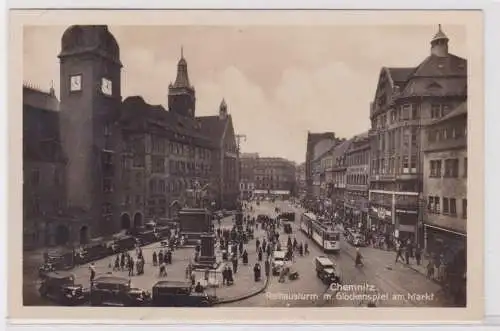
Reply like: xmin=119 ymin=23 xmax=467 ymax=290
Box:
xmin=300 ymin=212 xmax=341 ymax=253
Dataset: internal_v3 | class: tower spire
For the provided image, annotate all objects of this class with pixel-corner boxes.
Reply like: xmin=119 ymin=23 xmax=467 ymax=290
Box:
xmin=181 ymin=45 xmax=184 ymax=59
xmin=430 ymin=24 xmax=449 ymax=57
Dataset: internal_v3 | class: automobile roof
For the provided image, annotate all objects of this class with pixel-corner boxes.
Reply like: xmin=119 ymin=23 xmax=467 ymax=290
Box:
xmin=153 ymin=280 xmax=193 ymax=288
xmin=44 ymin=271 xmax=75 ymax=279
xmin=93 ymin=275 xmax=130 ymax=285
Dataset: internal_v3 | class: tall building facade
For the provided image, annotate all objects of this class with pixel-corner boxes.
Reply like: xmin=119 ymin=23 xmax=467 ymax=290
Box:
xmin=345 ymin=132 xmax=370 ymax=226
xmin=330 ymin=139 xmax=352 ymax=216
xmin=295 ymin=162 xmax=306 ymax=198
xmin=368 ymin=25 xmax=467 ymax=244
xmin=422 ymin=102 xmax=466 ymax=268
xmin=23 ymin=25 xmax=240 ymax=248
xmin=305 ymin=132 xmax=337 ymax=199
xmin=239 ymin=153 xmax=259 ymax=200
xmin=23 ymin=84 xmax=70 ymax=248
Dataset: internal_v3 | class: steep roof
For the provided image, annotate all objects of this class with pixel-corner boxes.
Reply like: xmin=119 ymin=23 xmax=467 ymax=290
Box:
xmin=23 ymin=85 xmax=59 ymax=112
xmin=196 ymin=115 xmax=228 ymax=143
xmin=120 ymin=96 xmax=214 ymax=148
xmin=386 ymin=67 xmax=414 ymax=84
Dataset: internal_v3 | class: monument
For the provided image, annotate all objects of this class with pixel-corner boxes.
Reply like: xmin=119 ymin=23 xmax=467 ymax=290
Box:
xmin=178 ymin=181 xmax=217 ymax=268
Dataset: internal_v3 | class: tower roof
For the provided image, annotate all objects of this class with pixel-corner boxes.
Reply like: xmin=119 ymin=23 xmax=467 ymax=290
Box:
xmin=220 ymin=98 xmax=227 ymax=110
xmin=59 ymin=25 xmax=121 ymax=65
xmin=431 ymin=24 xmax=449 ymax=44
xmin=173 ymin=46 xmax=191 ymax=88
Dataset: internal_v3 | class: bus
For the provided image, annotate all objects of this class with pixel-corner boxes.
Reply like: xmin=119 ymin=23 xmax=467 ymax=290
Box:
xmin=300 ymin=212 xmax=341 ymax=253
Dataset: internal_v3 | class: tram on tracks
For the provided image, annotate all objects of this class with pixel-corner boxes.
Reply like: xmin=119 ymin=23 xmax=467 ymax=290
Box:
xmin=300 ymin=212 xmax=341 ymax=253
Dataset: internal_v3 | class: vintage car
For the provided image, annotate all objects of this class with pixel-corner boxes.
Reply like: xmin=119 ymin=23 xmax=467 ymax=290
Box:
xmin=271 ymin=250 xmax=287 ymax=275
xmin=38 ymin=271 xmax=88 ymax=305
xmin=151 ymin=281 xmax=217 ymax=307
xmin=315 ymin=256 xmax=341 ymax=285
xmin=89 ymin=275 xmax=150 ymax=307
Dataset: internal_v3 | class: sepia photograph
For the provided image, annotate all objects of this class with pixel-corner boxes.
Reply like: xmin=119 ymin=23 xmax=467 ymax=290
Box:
xmin=9 ymin=9 xmax=484 ymax=322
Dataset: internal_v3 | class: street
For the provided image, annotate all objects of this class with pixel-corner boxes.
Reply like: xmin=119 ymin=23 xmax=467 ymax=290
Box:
xmin=223 ymin=200 xmax=450 ymax=307
xmin=24 ymin=199 xmax=450 ymax=308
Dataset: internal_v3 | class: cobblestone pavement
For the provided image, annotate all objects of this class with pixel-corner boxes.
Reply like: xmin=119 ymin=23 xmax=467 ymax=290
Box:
xmin=224 ymin=201 xmax=451 ymax=308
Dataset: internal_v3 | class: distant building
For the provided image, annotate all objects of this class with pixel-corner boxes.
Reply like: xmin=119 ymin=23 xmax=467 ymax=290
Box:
xmin=23 ymin=25 xmax=240 ymax=248
xmin=368 ymin=25 xmax=467 ymax=244
xmin=295 ymin=162 xmax=306 ymax=198
xmin=422 ymin=102 xmax=466 ymax=268
xmin=345 ymin=131 xmax=371 ymax=227
xmin=253 ymin=157 xmax=296 ymax=198
xmin=305 ymin=132 xmax=337 ymax=199
xmin=239 ymin=153 xmax=259 ymax=200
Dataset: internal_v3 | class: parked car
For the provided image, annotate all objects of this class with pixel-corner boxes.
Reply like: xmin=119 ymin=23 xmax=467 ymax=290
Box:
xmin=272 ymin=250 xmax=287 ymax=275
xmin=151 ymin=280 xmax=217 ymax=307
xmin=90 ymin=275 xmax=150 ymax=307
xmin=38 ymin=271 xmax=88 ymax=305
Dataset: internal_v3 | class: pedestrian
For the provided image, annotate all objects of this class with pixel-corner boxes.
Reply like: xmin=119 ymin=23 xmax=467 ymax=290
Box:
xmin=404 ymin=247 xmax=410 ymax=265
xmin=395 ymin=246 xmax=404 ymax=263
xmin=120 ymin=253 xmax=125 ymax=271
xmin=159 ymin=261 xmax=167 ymax=277
xmin=264 ymin=259 xmax=270 ymax=277
xmin=426 ymin=259 xmax=435 ymax=279
xmin=415 ymin=246 xmax=422 ymax=266
xmin=114 ymin=256 xmax=120 ymax=271
xmin=256 ymin=238 xmax=261 ymax=252
xmin=299 ymin=243 xmax=304 ymax=256
xmin=89 ymin=263 xmax=96 ymax=284
xmin=128 ymin=257 xmax=135 ymax=276
xmin=190 ymin=270 xmax=196 ymax=285
xmin=253 ymin=262 xmax=261 ymax=282
xmin=232 ymin=255 xmax=238 ymax=274
xmin=258 ymin=247 xmax=263 ymax=262
xmin=304 ymin=243 xmax=309 ymax=255
xmin=152 ymin=251 xmax=158 ymax=266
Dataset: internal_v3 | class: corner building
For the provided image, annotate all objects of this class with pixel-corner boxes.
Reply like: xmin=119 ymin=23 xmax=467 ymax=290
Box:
xmin=23 ymin=25 xmax=239 ymax=247
xmin=368 ymin=25 xmax=467 ymax=245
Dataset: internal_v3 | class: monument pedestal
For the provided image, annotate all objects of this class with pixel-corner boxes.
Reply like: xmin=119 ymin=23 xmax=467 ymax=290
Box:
xmin=196 ymin=233 xmax=217 ymax=269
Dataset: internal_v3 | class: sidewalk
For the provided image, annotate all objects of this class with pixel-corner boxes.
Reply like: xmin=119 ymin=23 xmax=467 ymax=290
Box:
xmin=342 ymin=240 xmax=442 ymax=286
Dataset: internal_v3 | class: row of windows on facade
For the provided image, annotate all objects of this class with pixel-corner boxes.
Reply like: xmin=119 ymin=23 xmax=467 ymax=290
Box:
xmin=347 ymin=151 xmax=370 ymax=167
xmin=345 ymin=191 xmax=369 ymax=200
xmin=427 ymin=122 xmax=467 ymax=143
xmin=240 ymin=182 xmax=255 ymax=190
xmin=102 ymin=175 xmax=209 ymax=194
xmin=370 ymin=192 xmax=419 ymax=207
xmin=29 ymin=168 xmax=63 ymax=187
xmin=376 ymin=126 xmax=419 ymax=154
xmin=427 ymin=196 xmax=467 ymax=219
xmin=28 ymin=197 xmax=63 ymax=216
xmin=371 ymin=154 xmax=419 ymax=175
xmin=429 ymin=158 xmax=467 ymax=178
xmin=373 ymin=103 xmax=449 ymax=130
xmin=346 ymin=174 xmax=369 ymax=185
xmin=127 ymin=135 xmax=212 ymax=160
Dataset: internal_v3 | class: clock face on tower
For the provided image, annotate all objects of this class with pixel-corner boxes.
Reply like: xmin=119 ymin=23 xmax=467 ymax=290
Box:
xmin=70 ymin=74 xmax=82 ymax=92
xmin=101 ymin=77 xmax=112 ymax=96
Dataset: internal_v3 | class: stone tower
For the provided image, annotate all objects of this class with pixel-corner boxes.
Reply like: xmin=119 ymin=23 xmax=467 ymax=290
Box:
xmin=58 ymin=25 xmax=123 ymax=237
xmin=168 ymin=47 xmax=196 ymax=118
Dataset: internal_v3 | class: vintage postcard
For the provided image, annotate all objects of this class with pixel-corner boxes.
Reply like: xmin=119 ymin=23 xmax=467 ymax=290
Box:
xmin=9 ymin=9 xmax=484 ymax=323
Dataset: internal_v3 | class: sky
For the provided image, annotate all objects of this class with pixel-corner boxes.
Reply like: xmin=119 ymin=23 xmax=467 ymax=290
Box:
xmin=23 ymin=25 xmax=467 ymax=163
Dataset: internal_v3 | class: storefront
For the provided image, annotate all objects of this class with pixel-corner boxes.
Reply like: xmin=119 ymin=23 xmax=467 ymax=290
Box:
xmin=424 ymin=223 xmax=466 ymax=266
xmin=368 ymin=205 xmax=394 ymax=235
